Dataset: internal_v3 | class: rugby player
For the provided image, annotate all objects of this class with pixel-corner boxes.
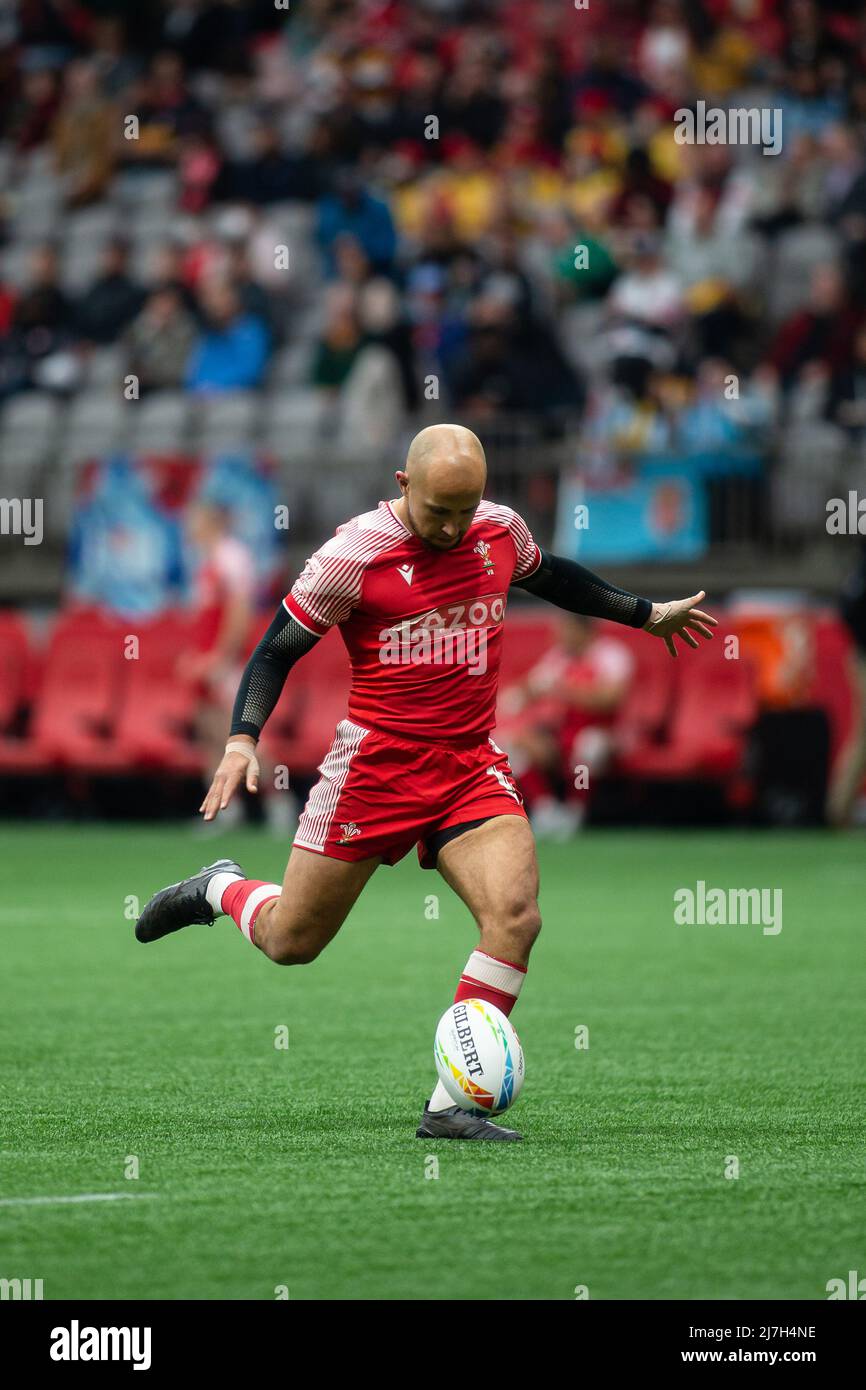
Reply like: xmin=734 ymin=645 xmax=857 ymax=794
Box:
xmin=135 ymin=424 xmax=716 ymax=1140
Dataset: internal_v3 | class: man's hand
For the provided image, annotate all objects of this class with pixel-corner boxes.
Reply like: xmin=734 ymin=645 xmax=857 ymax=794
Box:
xmin=643 ymin=590 xmax=717 ymax=658
xmin=199 ymin=738 xmax=260 ymax=821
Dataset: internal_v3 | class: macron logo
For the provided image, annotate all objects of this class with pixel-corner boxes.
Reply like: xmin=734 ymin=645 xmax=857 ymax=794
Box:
xmin=396 ymin=564 xmax=414 ymax=587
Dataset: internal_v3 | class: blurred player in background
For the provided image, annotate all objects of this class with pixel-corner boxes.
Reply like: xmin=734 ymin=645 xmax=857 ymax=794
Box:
xmin=182 ymin=500 xmax=295 ymax=833
xmin=501 ymin=613 xmax=634 ymax=837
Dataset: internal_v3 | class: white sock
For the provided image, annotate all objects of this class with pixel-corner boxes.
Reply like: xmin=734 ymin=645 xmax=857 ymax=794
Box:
xmin=428 ymin=1081 xmax=456 ymax=1113
xmin=205 ymin=870 xmax=243 ymax=916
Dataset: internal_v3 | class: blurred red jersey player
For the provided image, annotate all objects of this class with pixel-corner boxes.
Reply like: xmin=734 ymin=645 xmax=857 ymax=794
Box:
xmin=183 ymin=501 xmax=256 ymax=823
xmin=501 ymin=613 xmax=634 ymax=836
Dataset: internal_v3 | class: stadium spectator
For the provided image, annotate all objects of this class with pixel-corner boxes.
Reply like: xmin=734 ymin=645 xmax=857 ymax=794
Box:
xmin=678 ymin=358 xmax=751 ymax=457
xmin=5 ymin=243 xmax=74 ymax=391
xmin=51 ymin=56 xmax=115 ymax=207
xmin=335 ymin=278 xmax=415 ymax=448
xmin=769 ymin=262 xmax=862 ymax=390
xmin=7 ymin=64 xmax=60 ymax=153
xmin=88 ymin=15 xmax=141 ymax=98
xmin=0 ymin=278 xmax=16 ymax=337
xmin=75 ymin=240 xmax=143 ymax=346
xmin=0 ymin=0 xmax=865 ymax=515
xmin=450 ymin=293 xmax=583 ymax=418
xmin=316 ymin=168 xmax=397 ymax=277
xmin=224 ymin=120 xmax=320 ymax=205
xmin=332 ymin=234 xmax=374 ymax=290
xmin=543 ymin=208 xmax=619 ymax=307
xmin=123 ymin=286 xmax=197 ymax=393
xmin=357 ymin=276 xmax=418 ymax=413
xmin=141 ymin=241 xmax=198 ymax=316
xmin=222 ymin=239 xmax=280 ymax=348
xmin=605 ymin=232 xmax=684 ymax=375
xmin=608 ymin=232 xmax=684 ymax=335
xmin=392 ymin=50 xmax=444 ymax=156
xmin=821 ymin=123 xmax=866 ymax=298
xmin=177 ymin=130 xmax=223 ymax=213
xmin=118 ymin=51 xmax=207 ymax=173
xmin=609 ymin=146 xmax=673 ymax=227
xmin=665 ymin=185 xmax=760 ymax=297
xmin=310 ymin=284 xmax=362 ymax=392
xmin=17 ymin=0 xmax=94 ymax=65
xmin=185 ymin=278 xmax=270 ymax=392
xmin=826 ymin=322 xmax=866 ymax=442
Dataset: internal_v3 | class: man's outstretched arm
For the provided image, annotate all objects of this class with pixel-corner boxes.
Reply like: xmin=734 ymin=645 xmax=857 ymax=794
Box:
xmin=514 ymin=548 xmax=717 ymax=657
xmin=200 ymin=606 xmax=319 ymax=821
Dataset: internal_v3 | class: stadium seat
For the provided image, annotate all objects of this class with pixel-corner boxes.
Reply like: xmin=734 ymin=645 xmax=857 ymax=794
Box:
xmin=84 ymin=346 xmax=127 ymax=389
xmin=262 ymin=390 xmax=329 ymax=453
xmin=60 ymin=243 xmax=107 ymax=295
xmin=59 ymin=389 xmax=128 ymax=465
xmin=65 ymin=204 xmax=120 ymax=249
xmin=608 ymin=624 xmax=676 ymax=750
xmin=11 ymin=156 xmax=62 ymax=237
xmin=618 ymin=628 xmax=757 ymax=780
xmin=772 ymin=423 xmax=848 ymax=535
xmin=194 ymin=392 xmax=260 ymax=450
xmin=30 ymin=608 xmax=129 ymax=770
xmin=0 ymin=610 xmax=32 ymax=731
xmin=113 ymin=612 xmax=204 ymax=774
xmin=0 ymin=612 xmax=48 ymax=773
xmin=127 ymin=391 xmax=191 ymax=452
xmin=497 ymin=613 xmax=558 ymax=690
xmin=0 ymin=239 xmax=34 ymax=289
xmin=0 ymin=393 xmax=61 ymax=482
xmin=268 ymin=342 xmax=315 ymax=388
xmin=110 ymin=170 xmax=179 ymax=212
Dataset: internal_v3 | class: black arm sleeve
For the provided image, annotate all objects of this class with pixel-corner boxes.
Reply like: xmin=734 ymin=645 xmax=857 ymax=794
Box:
xmin=229 ymin=605 xmax=320 ymax=740
xmin=513 ymin=548 xmax=653 ymax=629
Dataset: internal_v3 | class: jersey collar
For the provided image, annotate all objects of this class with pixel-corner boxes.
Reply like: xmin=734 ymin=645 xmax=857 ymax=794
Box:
xmin=386 ymin=499 xmax=415 ymax=538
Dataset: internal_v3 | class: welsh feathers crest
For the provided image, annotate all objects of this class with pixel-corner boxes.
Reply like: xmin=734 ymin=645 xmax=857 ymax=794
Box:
xmin=473 ymin=539 xmax=495 ymax=571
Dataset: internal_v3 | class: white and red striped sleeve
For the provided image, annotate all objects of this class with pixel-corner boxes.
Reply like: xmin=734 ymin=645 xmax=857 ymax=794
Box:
xmin=504 ymin=506 xmax=542 ymax=581
xmin=284 ymin=526 xmax=365 ymax=635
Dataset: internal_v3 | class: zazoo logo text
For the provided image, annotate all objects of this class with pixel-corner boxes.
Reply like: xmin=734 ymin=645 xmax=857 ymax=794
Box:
xmin=378 ymin=594 xmax=506 ymax=675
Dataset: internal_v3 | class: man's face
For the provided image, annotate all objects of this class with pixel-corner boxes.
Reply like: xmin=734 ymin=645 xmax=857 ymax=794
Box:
xmin=400 ymin=474 xmax=483 ymax=551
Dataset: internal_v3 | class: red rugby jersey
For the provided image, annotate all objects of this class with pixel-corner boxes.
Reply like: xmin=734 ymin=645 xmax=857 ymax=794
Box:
xmin=284 ymin=499 xmax=541 ymax=743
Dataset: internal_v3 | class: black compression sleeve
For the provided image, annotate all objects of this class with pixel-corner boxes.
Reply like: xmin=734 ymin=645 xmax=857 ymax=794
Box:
xmin=229 ymin=605 xmax=320 ymax=739
xmin=514 ymin=548 xmax=653 ymax=629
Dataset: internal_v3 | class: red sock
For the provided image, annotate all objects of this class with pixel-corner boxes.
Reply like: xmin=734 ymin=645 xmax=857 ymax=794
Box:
xmin=221 ymin=879 xmax=281 ymax=946
xmin=453 ymin=949 xmax=527 ymax=1017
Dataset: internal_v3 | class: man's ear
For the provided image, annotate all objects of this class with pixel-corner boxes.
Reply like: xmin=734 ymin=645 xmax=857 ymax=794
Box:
xmin=395 ymin=469 xmax=408 ymax=494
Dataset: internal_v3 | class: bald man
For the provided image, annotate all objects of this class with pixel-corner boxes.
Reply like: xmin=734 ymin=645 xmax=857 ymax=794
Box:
xmin=134 ymin=424 xmax=716 ymax=1140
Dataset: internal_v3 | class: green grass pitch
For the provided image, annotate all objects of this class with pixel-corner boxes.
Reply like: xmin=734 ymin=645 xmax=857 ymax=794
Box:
xmin=1 ymin=824 xmax=863 ymax=1301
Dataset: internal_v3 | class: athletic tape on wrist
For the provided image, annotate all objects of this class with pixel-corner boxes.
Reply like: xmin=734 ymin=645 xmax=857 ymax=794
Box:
xmin=225 ymin=741 xmax=260 ymax=777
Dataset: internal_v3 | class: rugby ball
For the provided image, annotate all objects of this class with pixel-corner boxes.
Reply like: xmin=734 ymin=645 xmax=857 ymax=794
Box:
xmin=434 ymin=998 xmax=524 ymax=1115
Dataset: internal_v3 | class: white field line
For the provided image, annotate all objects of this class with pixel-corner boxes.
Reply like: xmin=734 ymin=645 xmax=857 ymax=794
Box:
xmin=0 ymin=1192 xmax=159 ymax=1208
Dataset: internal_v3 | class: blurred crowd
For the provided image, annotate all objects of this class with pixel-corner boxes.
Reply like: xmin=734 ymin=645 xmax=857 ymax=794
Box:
xmin=1 ymin=0 xmax=866 ymax=473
